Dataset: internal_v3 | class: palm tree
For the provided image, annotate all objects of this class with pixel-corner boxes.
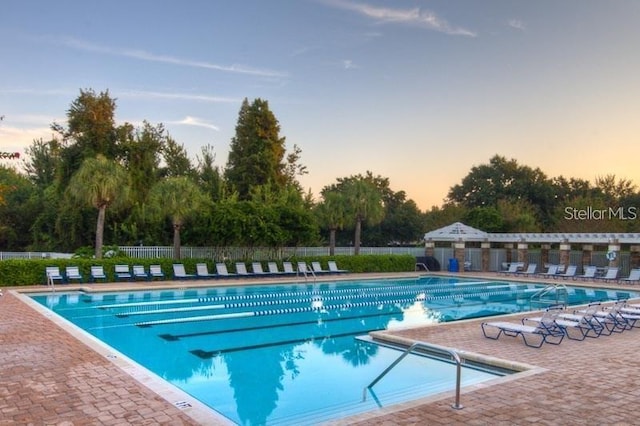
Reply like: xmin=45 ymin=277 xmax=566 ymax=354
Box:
xmin=315 ymin=191 xmax=348 ymax=256
xmin=67 ymin=155 xmax=129 ymax=258
xmin=149 ymin=176 xmax=207 ymax=259
xmin=342 ymin=179 xmax=384 ymax=255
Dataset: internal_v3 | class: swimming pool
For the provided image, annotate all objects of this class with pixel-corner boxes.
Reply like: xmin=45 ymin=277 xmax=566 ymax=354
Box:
xmin=30 ymin=276 xmax=640 ymax=425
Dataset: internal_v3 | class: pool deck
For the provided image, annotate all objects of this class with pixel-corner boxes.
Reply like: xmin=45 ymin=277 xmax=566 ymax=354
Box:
xmin=2 ymin=272 xmax=640 ymax=425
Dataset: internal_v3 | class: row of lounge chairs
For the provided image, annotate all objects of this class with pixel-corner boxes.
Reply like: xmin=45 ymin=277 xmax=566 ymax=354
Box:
xmin=498 ymin=263 xmax=640 ymax=283
xmin=481 ymin=300 xmax=639 ymax=348
xmin=172 ymin=261 xmax=347 ymax=280
xmin=44 ymin=261 xmax=348 ymax=284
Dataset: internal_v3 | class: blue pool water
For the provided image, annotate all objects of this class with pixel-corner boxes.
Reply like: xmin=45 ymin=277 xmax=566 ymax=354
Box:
xmin=31 ymin=276 xmax=640 ymax=425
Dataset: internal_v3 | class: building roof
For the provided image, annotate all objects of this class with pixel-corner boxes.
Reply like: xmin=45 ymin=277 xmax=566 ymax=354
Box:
xmin=424 ymin=222 xmax=640 ymax=245
xmin=423 ymin=222 xmax=488 ymax=242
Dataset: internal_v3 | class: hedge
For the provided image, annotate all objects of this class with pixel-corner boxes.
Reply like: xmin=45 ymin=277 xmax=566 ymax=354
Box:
xmin=0 ymin=254 xmax=417 ymax=286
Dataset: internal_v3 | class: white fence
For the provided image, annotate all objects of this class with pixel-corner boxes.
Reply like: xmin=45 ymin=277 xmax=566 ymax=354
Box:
xmin=118 ymin=246 xmax=426 ymax=260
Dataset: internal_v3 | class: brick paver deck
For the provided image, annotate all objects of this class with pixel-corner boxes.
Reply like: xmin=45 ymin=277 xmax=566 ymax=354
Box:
xmin=2 ymin=274 xmax=640 ymax=425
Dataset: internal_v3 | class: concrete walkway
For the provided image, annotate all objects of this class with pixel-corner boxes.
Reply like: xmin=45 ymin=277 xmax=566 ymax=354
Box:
xmin=2 ymin=273 xmax=640 ymax=425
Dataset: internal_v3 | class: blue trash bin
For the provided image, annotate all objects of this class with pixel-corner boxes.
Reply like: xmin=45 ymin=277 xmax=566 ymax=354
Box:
xmin=448 ymin=258 xmax=459 ymax=272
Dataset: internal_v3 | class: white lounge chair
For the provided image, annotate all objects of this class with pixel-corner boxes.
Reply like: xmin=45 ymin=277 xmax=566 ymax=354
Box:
xmin=328 ymin=261 xmax=347 ymax=273
xmin=574 ymin=266 xmax=597 ymax=281
xmin=114 ymin=264 xmax=132 ymax=281
xmin=481 ymin=309 xmax=564 ymax=348
xmin=538 ymin=264 xmax=559 ymax=277
xmin=498 ymin=262 xmax=522 ymax=276
xmin=516 ymin=263 xmax=537 ymax=276
xmin=90 ymin=265 xmax=107 ymax=282
xmin=555 ymin=265 xmax=577 ymax=280
xmin=599 ymin=267 xmax=619 ymax=282
xmin=132 ymin=265 xmax=149 ymax=281
xmin=235 ymin=262 xmax=253 ymax=276
xmin=172 ymin=264 xmax=196 ymax=280
xmin=251 ymin=262 xmax=267 ymax=275
xmin=45 ymin=266 xmax=64 ymax=285
xmin=619 ymin=268 xmax=640 ymax=284
xmin=195 ymin=263 xmax=216 ymax=278
xmin=267 ymin=262 xmax=283 ymax=275
xmin=282 ymin=262 xmax=296 ymax=274
xmin=149 ymin=264 xmax=165 ymax=280
xmin=216 ymin=263 xmax=236 ymax=277
xmin=311 ymin=262 xmax=330 ymax=274
xmin=65 ymin=266 xmax=83 ymax=283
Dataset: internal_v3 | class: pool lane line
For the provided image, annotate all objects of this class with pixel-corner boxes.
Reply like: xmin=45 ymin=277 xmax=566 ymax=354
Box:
xmin=158 ymin=308 xmax=413 ymax=341
xmin=134 ymin=297 xmax=423 ymax=327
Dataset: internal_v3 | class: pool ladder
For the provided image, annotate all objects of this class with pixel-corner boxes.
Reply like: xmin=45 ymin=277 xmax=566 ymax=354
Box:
xmin=363 ymin=340 xmax=463 ymax=410
xmin=530 ymin=283 xmax=568 ymax=309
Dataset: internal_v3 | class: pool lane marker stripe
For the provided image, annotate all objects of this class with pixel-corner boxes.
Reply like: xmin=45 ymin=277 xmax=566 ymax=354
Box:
xmin=135 ymin=297 xmax=420 ymax=327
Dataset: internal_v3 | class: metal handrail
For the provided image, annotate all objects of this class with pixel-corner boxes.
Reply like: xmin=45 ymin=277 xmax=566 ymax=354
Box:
xmin=297 ymin=263 xmax=316 ymax=281
xmin=530 ymin=283 xmax=568 ymax=306
xmin=363 ymin=341 xmax=464 ymax=409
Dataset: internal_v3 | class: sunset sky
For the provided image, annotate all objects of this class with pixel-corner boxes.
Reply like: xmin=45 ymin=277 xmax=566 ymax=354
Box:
xmin=1 ymin=1 xmax=639 ymax=209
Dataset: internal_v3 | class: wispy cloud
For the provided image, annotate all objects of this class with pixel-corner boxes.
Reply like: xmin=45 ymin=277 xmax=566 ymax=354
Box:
xmin=508 ymin=19 xmax=526 ymax=31
xmin=321 ymin=0 xmax=476 ymax=37
xmin=172 ymin=116 xmax=220 ymax=131
xmin=44 ymin=36 xmax=289 ymax=78
xmin=119 ymin=90 xmax=239 ymax=104
xmin=342 ymin=59 xmax=358 ymax=69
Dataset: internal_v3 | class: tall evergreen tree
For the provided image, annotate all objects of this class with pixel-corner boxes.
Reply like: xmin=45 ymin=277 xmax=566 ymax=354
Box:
xmin=225 ymin=98 xmax=289 ymax=199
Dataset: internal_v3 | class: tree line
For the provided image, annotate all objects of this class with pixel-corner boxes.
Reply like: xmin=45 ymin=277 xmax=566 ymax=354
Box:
xmin=1 ymin=91 xmax=638 ymax=258
xmin=0 ymin=90 xmax=424 ymax=257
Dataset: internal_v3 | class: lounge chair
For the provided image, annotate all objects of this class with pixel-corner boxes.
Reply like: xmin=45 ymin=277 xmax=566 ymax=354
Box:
xmin=235 ymin=262 xmax=253 ymax=276
xmin=555 ymin=265 xmax=577 ymax=280
xmin=90 ymin=265 xmax=107 ymax=282
xmin=328 ymin=261 xmax=347 ymax=273
xmin=516 ymin=263 xmax=537 ymax=276
xmin=45 ymin=266 xmax=64 ymax=285
xmin=132 ymin=265 xmax=149 ymax=281
xmin=481 ymin=309 xmax=564 ymax=348
xmin=598 ymin=267 xmax=619 ymax=282
xmin=580 ymin=302 xmax=634 ymax=333
xmin=297 ymin=262 xmax=314 ymax=276
xmin=114 ymin=264 xmax=132 ymax=281
xmin=619 ymin=268 xmax=640 ymax=284
xmin=149 ymin=264 xmax=165 ymax=280
xmin=216 ymin=263 xmax=236 ymax=277
xmin=524 ymin=305 xmax=604 ymax=340
xmin=172 ymin=264 xmax=196 ymax=280
xmin=498 ymin=262 xmax=522 ymax=276
xmin=538 ymin=264 xmax=559 ymax=277
xmin=283 ymin=262 xmax=296 ymax=275
xmin=251 ymin=262 xmax=268 ymax=275
xmin=574 ymin=266 xmax=597 ymax=281
xmin=64 ymin=266 xmax=83 ymax=283
xmin=267 ymin=261 xmax=284 ymax=275
xmin=196 ymin=263 xmax=216 ymax=278
xmin=311 ymin=261 xmax=330 ymax=275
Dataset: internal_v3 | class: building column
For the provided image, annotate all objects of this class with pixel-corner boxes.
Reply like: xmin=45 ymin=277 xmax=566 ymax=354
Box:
xmin=425 ymin=239 xmax=435 ymax=257
xmin=453 ymin=240 xmax=465 ymax=272
xmin=517 ymin=241 xmax=529 ymax=267
xmin=581 ymin=245 xmax=593 ymax=270
xmin=481 ymin=240 xmax=491 ymax=272
xmin=630 ymin=245 xmax=640 ymax=269
xmin=504 ymin=243 xmax=514 ymax=265
xmin=607 ymin=239 xmax=620 ymax=268
xmin=559 ymin=239 xmax=571 ymax=270
xmin=540 ymin=244 xmax=551 ymax=267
